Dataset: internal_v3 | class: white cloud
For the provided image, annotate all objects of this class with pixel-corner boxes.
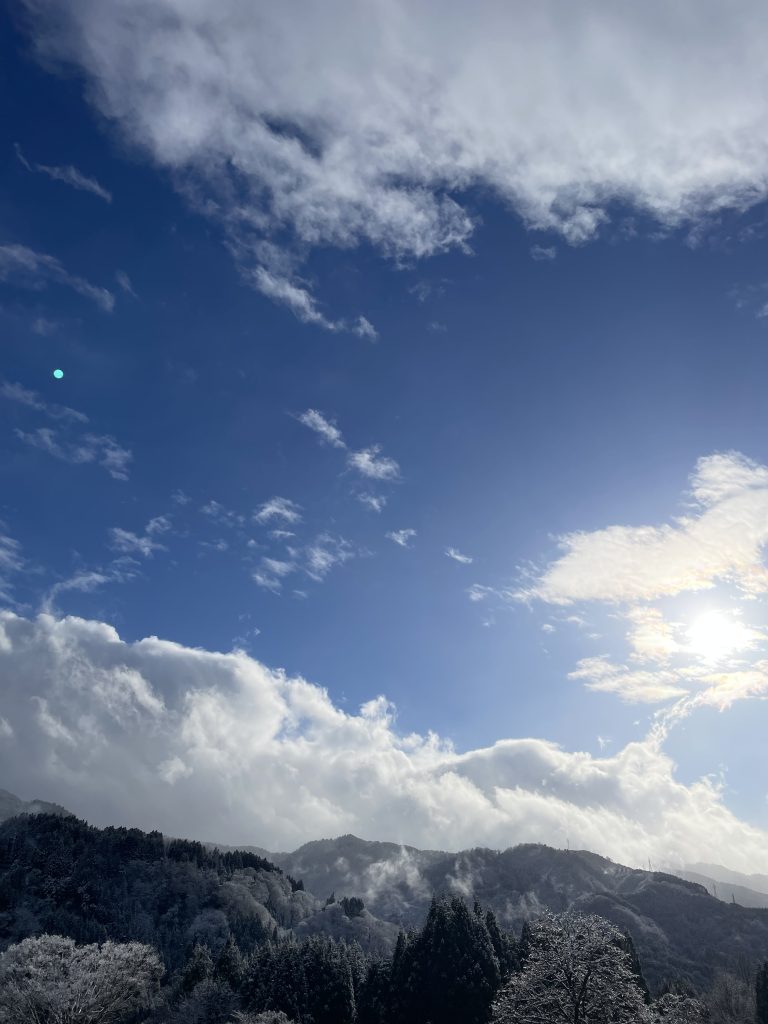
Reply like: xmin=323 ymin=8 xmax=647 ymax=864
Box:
xmin=297 ymin=408 xmax=346 ymax=448
xmin=386 ymin=528 xmax=416 ymax=548
xmin=446 ymin=547 xmax=473 ymax=564
xmin=115 ymin=269 xmax=137 ymax=297
xmin=22 ymin=0 xmax=768 ymax=326
xmin=304 ymin=534 xmax=354 ymax=580
xmin=0 ymin=529 xmax=24 ymax=603
xmin=15 ymin=427 xmax=132 ymax=480
xmin=357 ymin=493 xmax=387 ymax=513
xmin=1 ymin=380 xmax=88 ymax=423
xmin=531 ymin=244 xmax=557 ymax=261
xmin=522 ymin=452 xmax=768 ymax=604
xmin=348 ymin=445 xmax=400 ymax=481
xmin=15 ymin=143 xmax=112 ymax=202
xmin=569 ymin=656 xmax=690 ymax=704
xmin=109 ymin=519 xmax=170 ymax=558
xmin=200 ymin=500 xmax=245 ymax=528
xmin=254 ymin=496 xmax=302 ymax=524
xmin=2 ymin=609 xmax=768 ymax=870
xmin=0 ymin=243 xmax=114 ymax=312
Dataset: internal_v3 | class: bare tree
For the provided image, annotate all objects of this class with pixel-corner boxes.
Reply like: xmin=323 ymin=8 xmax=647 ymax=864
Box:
xmin=0 ymin=933 xmax=163 ymax=1024
xmin=491 ymin=911 xmax=650 ymax=1024
xmin=705 ymin=972 xmax=755 ymax=1024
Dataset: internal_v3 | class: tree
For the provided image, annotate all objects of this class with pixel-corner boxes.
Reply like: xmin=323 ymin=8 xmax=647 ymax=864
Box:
xmin=757 ymin=963 xmax=768 ymax=1024
xmin=233 ymin=1013 xmax=297 ymax=1024
xmin=491 ymin=912 xmax=650 ymax=1024
xmin=652 ymin=993 xmax=707 ymax=1024
xmin=0 ymin=933 xmax=163 ymax=1024
xmin=216 ymin=935 xmax=244 ymax=989
xmin=183 ymin=942 xmax=215 ymax=993
xmin=705 ymin=972 xmax=755 ymax=1024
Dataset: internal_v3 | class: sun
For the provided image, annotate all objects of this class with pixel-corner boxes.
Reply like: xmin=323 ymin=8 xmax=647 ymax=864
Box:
xmin=686 ymin=610 xmax=755 ymax=663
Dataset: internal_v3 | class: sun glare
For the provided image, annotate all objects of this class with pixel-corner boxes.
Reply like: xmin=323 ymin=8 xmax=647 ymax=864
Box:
xmin=686 ymin=610 xmax=755 ymax=663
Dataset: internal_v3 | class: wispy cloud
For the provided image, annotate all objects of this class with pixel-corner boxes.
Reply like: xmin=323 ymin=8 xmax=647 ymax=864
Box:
xmin=305 ymin=533 xmax=355 ymax=580
xmin=386 ymin=528 xmax=416 ymax=548
xmin=446 ymin=547 xmax=473 ymax=564
xmin=1 ymin=380 xmax=88 ymax=423
xmin=41 ymin=560 xmax=140 ymax=614
xmin=348 ymin=445 xmax=400 ymax=481
xmin=254 ymin=496 xmax=303 ymax=525
xmin=357 ymin=493 xmax=387 ymax=513
xmin=15 ymin=143 xmax=112 ymax=203
xmin=297 ymin=408 xmax=346 ymax=448
xmin=0 ymin=527 xmax=24 ymax=603
xmin=15 ymin=427 xmax=132 ymax=480
xmin=200 ymin=500 xmax=245 ymax=528
xmin=253 ymin=534 xmax=354 ymax=591
xmin=115 ymin=270 xmax=137 ymax=297
xmin=0 ymin=243 xmax=114 ymax=312
xmin=531 ymin=244 xmax=557 ymax=261
xmin=249 ymin=265 xmax=377 ymax=338
xmin=109 ymin=516 xmax=171 ymax=558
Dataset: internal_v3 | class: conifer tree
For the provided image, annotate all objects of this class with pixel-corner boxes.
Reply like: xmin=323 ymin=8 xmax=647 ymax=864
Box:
xmin=216 ymin=934 xmax=244 ymax=990
xmin=182 ymin=942 xmax=215 ymax=993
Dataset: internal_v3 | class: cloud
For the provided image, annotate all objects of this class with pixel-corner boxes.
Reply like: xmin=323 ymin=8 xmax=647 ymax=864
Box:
xmin=42 ymin=561 xmax=140 ymax=614
xmin=357 ymin=494 xmax=386 ymax=513
xmin=109 ymin=517 xmax=171 ymax=558
xmin=521 ymin=452 xmax=768 ymax=605
xmin=0 ymin=243 xmax=114 ymax=311
xmin=15 ymin=427 xmax=132 ymax=480
xmin=297 ymin=409 xmax=346 ymax=448
xmin=2 ymin=609 xmax=768 ymax=870
xmin=245 ymin=264 xmax=377 ymax=337
xmin=115 ymin=270 xmax=137 ymax=297
xmin=15 ymin=143 xmax=112 ymax=202
xmin=1 ymin=380 xmax=88 ymax=423
xmin=386 ymin=528 xmax=416 ymax=548
xmin=0 ymin=529 xmax=24 ymax=603
xmin=531 ymin=244 xmax=557 ymax=261
xmin=253 ymin=535 xmax=354 ymax=590
xmin=348 ymin=445 xmax=400 ymax=481
xmin=200 ymin=500 xmax=245 ymax=528
xmin=569 ymin=656 xmax=690 ymax=704
xmin=254 ymin=496 xmax=302 ymax=525
xmin=304 ymin=534 xmax=354 ymax=580
xmin=22 ymin=0 xmax=768 ymax=330
xmin=446 ymin=547 xmax=473 ymax=564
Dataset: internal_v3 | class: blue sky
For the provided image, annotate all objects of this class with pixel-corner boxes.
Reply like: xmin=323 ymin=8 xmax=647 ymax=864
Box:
xmin=3 ymin=0 xmax=768 ymax=867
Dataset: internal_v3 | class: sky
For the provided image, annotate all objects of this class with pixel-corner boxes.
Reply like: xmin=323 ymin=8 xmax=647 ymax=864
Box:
xmin=3 ymin=0 xmax=768 ymax=870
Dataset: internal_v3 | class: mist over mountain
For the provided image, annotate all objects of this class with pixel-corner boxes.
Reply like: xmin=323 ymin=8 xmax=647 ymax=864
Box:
xmin=5 ymin=791 xmax=768 ymax=992
xmin=258 ymin=833 xmax=768 ymax=989
xmin=0 ymin=788 xmax=72 ymax=822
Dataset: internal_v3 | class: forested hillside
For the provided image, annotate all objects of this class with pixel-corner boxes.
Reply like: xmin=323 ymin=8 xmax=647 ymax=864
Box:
xmin=267 ymin=833 xmax=768 ymax=990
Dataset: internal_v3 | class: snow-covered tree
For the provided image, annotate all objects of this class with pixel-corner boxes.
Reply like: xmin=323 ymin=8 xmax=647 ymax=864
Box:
xmin=491 ymin=912 xmax=649 ymax=1024
xmin=652 ymin=992 xmax=707 ymax=1024
xmin=0 ymin=933 xmax=163 ymax=1024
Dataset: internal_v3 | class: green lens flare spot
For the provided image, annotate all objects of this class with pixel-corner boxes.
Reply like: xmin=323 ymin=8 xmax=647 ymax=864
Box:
xmin=53 ymin=369 xmax=64 ymax=380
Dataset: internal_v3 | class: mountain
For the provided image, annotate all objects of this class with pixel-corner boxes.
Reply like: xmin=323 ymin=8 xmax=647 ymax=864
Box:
xmin=672 ymin=868 xmax=768 ymax=910
xmin=0 ymin=788 xmax=72 ymax=822
xmin=686 ymin=862 xmax=768 ymax=898
xmin=261 ymin=834 xmax=768 ymax=990
xmin=0 ymin=813 xmax=398 ymax=965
